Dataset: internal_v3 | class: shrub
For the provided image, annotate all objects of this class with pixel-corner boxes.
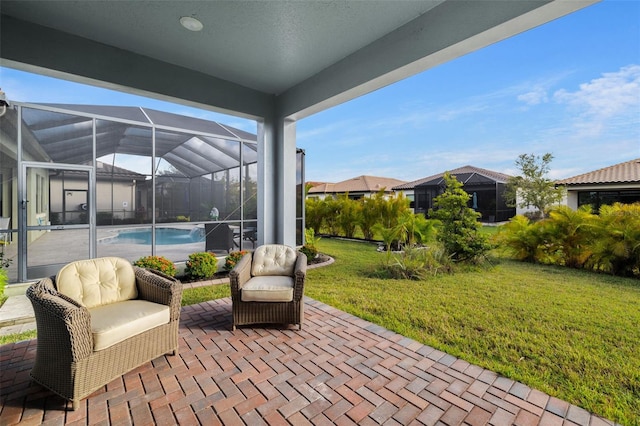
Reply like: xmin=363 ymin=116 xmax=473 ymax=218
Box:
xmin=323 ymin=197 xmax=342 ymax=235
xmin=133 ymin=255 xmax=177 ymax=277
xmin=224 ymin=250 xmax=248 ymax=271
xmin=589 ymin=202 xmax=640 ymax=277
xmin=336 ymin=194 xmax=361 ymax=238
xmin=378 ymin=244 xmax=452 ymax=279
xmin=305 ymin=228 xmax=321 ymax=248
xmin=0 ymin=251 xmax=12 ymax=269
xmin=305 ymin=198 xmax=327 ymax=235
xmin=494 ymin=215 xmax=545 ymax=262
xmin=299 ymin=244 xmax=318 ymax=261
xmin=0 ymin=267 xmax=7 ymax=299
xmin=185 ymin=252 xmax=218 ymax=279
xmin=358 ymin=192 xmax=384 ymax=240
xmin=545 ymin=205 xmax=595 ymax=269
xmin=497 ymin=202 xmax=640 ymax=277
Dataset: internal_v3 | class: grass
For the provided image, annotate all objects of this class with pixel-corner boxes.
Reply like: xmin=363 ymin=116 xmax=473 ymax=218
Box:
xmin=181 ymin=283 xmax=230 ymax=306
xmin=0 ymin=329 xmax=36 ymax=345
xmin=305 ymin=238 xmax=640 ymax=425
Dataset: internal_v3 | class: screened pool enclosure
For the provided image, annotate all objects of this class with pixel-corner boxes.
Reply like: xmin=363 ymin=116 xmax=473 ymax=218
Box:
xmin=0 ymin=103 xmax=305 ymax=283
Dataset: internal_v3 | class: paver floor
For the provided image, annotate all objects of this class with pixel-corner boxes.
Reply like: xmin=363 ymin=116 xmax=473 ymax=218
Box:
xmin=0 ymin=298 xmax=615 ymax=425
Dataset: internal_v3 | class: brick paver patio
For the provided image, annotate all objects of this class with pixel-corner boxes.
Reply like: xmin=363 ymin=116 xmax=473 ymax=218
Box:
xmin=0 ymin=297 xmax=615 ymax=425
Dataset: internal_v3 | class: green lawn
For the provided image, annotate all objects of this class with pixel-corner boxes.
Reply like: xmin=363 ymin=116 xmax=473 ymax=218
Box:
xmin=305 ymin=239 xmax=640 ymax=425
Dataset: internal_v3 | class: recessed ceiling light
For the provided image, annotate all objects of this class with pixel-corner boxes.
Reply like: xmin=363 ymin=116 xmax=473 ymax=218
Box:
xmin=180 ymin=16 xmax=203 ymax=32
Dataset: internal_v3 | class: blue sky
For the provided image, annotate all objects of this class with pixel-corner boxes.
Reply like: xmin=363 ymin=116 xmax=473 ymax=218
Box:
xmin=1 ymin=0 xmax=639 ymax=184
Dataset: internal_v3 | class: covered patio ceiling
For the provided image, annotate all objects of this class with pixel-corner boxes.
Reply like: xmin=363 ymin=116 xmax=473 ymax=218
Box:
xmin=0 ymin=1 xmax=597 ymax=121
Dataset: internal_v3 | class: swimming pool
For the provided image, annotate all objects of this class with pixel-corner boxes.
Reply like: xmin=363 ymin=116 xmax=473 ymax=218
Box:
xmin=102 ymin=228 xmax=205 ymax=245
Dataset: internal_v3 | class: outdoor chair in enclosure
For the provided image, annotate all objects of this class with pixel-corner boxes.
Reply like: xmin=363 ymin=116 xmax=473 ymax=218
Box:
xmin=205 ymin=223 xmax=236 ymax=253
xmin=229 ymin=244 xmax=307 ymax=330
xmin=26 ymin=257 xmax=183 ymax=410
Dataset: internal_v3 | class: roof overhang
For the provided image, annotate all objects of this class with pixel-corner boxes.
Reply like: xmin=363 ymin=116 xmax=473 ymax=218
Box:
xmin=0 ymin=1 xmax=598 ymax=121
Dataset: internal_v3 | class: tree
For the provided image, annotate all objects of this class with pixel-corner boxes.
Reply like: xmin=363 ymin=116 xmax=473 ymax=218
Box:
xmin=430 ymin=172 xmax=490 ymax=262
xmin=504 ymin=153 xmax=565 ymax=219
xmin=336 ymin=194 xmax=361 ymax=238
xmin=358 ymin=190 xmax=385 ymax=240
xmin=305 ymin=197 xmax=326 ymax=234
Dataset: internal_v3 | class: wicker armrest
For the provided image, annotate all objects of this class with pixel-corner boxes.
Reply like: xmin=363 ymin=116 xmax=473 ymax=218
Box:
xmin=229 ymin=253 xmax=253 ymax=299
xmin=134 ymin=267 xmax=183 ymax=321
xmin=26 ymin=279 xmax=93 ymax=361
xmin=293 ymin=253 xmax=307 ymax=301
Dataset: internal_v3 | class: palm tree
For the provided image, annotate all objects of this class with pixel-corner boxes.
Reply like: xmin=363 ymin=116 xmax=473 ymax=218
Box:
xmin=589 ymin=203 xmax=640 ymax=276
xmin=495 ymin=215 xmax=545 ymax=262
xmin=545 ymin=205 xmax=595 ymax=269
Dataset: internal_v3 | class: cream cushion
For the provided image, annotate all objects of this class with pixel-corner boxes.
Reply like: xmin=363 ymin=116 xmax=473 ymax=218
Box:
xmin=241 ymin=276 xmax=294 ymax=302
xmin=89 ymin=300 xmax=170 ymax=351
xmin=251 ymin=244 xmax=297 ymax=277
xmin=56 ymin=257 xmax=137 ymax=308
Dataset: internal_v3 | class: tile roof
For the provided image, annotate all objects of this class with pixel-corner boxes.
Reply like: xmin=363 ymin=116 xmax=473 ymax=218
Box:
xmin=95 ymin=161 xmax=146 ymax=178
xmin=556 ymin=158 xmax=640 ymax=185
xmin=393 ymin=165 xmax=512 ymax=190
xmin=308 ymin=182 xmax=335 ymax=193
xmin=308 ymin=175 xmax=407 ymax=194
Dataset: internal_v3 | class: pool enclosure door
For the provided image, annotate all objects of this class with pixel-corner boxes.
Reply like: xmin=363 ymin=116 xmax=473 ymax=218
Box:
xmin=20 ymin=162 xmax=94 ymax=281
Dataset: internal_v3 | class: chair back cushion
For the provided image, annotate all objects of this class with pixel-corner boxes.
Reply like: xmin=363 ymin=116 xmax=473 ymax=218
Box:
xmin=251 ymin=244 xmax=298 ymax=277
xmin=56 ymin=257 xmax=137 ymax=308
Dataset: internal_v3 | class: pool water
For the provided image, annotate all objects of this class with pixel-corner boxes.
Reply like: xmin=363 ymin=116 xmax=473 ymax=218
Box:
xmin=103 ymin=228 xmax=205 ymax=245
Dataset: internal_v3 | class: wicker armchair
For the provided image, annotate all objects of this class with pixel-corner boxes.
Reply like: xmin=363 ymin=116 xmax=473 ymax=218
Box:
xmin=229 ymin=244 xmax=306 ymax=330
xmin=26 ymin=257 xmax=182 ymax=410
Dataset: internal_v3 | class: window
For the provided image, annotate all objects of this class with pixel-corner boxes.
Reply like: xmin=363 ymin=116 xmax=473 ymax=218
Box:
xmin=578 ymin=190 xmax=640 ymax=212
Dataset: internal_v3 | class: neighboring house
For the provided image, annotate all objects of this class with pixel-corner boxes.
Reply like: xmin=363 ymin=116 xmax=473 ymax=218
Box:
xmin=556 ymin=158 xmax=640 ymax=211
xmin=394 ymin=165 xmax=515 ymax=222
xmin=307 ymin=175 xmax=407 ymax=200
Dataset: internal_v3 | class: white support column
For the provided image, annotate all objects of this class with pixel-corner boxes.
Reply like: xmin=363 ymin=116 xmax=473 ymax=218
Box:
xmin=257 ymin=118 xmax=274 ymax=246
xmin=279 ymin=118 xmax=297 ymax=247
xmin=257 ymin=113 xmax=297 ymax=247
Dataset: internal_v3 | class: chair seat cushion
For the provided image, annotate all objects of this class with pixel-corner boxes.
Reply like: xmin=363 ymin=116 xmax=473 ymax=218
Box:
xmin=241 ymin=276 xmax=294 ymax=302
xmin=89 ymin=300 xmax=170 ymax=351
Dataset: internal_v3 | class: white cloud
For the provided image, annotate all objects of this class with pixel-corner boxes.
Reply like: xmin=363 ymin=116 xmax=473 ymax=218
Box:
xmin=552 ymin=64 xmax=640 ymax=137
xmin=517 ymin=87 xmax=549 ymax=105
xmin=514 ymin=71 xmax=574 ymax=106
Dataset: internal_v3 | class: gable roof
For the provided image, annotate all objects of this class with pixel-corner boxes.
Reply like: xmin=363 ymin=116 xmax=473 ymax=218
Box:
xmin=556 ymin=158 xmax=640 ymax=185
xmin=393 ymin=165 xmax=512 ymax=190
xmin=308 ymin=175 xmax=407 ymax=194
